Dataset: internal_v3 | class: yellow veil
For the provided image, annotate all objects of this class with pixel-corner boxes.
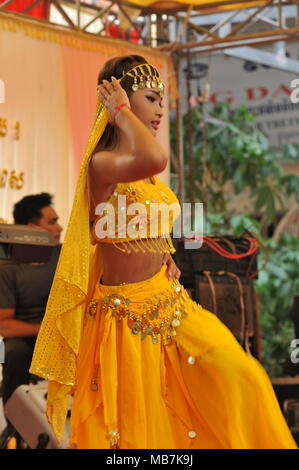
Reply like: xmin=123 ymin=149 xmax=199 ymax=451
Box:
xmin=29 ymin=97 xmax=109 ymax=445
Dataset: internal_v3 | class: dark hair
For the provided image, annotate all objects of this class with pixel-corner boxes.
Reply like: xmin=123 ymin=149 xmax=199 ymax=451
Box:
xmin=94 ymin=55 xmax=154 ymax=153
xmin=13 ymin=192 xmax=53 ymax=225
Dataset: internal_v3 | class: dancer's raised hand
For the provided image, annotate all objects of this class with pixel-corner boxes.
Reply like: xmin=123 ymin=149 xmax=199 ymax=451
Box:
xmin=97 ymin=77 xmax=131 ymax=125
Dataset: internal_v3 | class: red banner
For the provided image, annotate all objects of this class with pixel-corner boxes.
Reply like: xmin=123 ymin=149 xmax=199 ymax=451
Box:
xmin=4 ymin=0 xmax=47 ymax=19
xmin=106 ymin=22 xmax=141 ymax=44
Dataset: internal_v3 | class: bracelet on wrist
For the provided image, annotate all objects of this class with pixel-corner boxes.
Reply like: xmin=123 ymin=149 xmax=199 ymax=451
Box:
xmin=113 ymin=103 xmax=131 ymax=125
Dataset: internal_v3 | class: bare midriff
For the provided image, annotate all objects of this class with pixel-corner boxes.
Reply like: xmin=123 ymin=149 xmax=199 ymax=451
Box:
xmin=99 ymin=238 xmax=165 ymax=286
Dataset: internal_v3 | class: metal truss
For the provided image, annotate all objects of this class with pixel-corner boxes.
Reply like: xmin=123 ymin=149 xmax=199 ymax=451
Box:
xmin=1 ymin=0 xmax=299 ymax=53
xmin=0 ymin=0 xmax=150 ymax=45
xmin=158 ymin=1 xmax=299 ymax=54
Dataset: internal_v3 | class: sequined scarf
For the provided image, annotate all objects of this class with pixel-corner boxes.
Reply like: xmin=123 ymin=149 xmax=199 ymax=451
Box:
xmin=30 ymin=98 xmax=109 ymax=444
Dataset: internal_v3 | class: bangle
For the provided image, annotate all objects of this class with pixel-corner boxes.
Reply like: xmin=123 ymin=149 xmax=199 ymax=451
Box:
xmin=115 ymin=103 xmax=130 ymax=111
xmin=113 ymin=103 xmax=131 ymax=124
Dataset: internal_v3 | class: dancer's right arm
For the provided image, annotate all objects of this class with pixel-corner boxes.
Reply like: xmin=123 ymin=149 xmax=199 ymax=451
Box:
xmin=91 ymin=78 xmax=168 ymax=184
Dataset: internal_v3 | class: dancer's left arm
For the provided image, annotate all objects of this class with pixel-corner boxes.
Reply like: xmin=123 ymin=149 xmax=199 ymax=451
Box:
xmin=162 ymin=254 xmax=181 ymax=280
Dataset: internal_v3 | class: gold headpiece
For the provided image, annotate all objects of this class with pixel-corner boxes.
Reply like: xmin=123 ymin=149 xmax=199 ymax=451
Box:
xmin=121 ymin=63 xmax=165 ymax=97
xmin=97 ymin=63 xmax=165 ymax=98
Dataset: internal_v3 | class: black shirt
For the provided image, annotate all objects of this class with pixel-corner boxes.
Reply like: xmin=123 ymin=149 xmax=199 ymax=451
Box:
xmin=0 ymin=245 xmax=61 ymax=324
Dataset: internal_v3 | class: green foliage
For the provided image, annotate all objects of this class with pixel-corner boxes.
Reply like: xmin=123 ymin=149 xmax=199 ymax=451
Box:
xmin=170 ymin=103 xmax=299 ymax=377
xmin=255 ymin=234 xmax=299 ymax=377
xmin=170 ymin=102 xmax=299 ymax=225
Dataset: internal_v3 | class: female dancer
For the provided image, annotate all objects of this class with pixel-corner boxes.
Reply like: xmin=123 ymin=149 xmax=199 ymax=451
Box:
xmin=30 ymin=55 xmax=298 ymax=449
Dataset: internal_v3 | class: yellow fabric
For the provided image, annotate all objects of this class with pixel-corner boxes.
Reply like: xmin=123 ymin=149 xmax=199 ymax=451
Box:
xmin=69 ymin=263 xmax=298 ymax=449
xmin=30 ymin=99 xmax=109 ymax=444
xmin=92 ymin=174 xmax=181 ymax=253
xmin=116 ymin=0 xmax=266 ymax=12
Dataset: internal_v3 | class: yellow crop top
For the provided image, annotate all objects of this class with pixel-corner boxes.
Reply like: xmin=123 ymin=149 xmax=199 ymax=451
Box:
xmin=91 ymin=175 xmax=181 ymax=254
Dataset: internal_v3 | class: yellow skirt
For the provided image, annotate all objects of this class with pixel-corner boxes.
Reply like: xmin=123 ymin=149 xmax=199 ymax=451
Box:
xmin=68 ymin=263 xmax=298 ymax=449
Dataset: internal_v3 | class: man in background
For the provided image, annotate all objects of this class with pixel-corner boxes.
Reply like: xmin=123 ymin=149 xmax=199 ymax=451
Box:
xmin=0 ymin=193 xmax=63 ymax=447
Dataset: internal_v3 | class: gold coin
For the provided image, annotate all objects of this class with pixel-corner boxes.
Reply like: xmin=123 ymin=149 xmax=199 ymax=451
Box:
xmin=146 ymin=80 xmax=151 ymax=88
xmin=132 ymin=84 xmax=139 ymax=92
xmin=151 ymin=80 xmax=157 ymax=88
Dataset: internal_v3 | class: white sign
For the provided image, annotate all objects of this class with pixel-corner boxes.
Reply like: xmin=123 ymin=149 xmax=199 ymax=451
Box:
xmin=180 ymin=42 xmax=299 ymax=149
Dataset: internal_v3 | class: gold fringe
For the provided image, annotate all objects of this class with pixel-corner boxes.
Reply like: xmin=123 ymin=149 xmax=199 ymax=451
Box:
xmin=146 ymin=237 xmax=156 ymax=253
xmin=153 ymin=237 xmax=164 ymax=254
xmin=124 ymin=241 xmax=133 ymax=253
xmin=112 ymin=240 xmax=130 ymax=253
xmin=129 ymin=239 xmax=139 ymax=253
xmin=148 ymin=238 xmax=157 ymax=253
xmin=104 ymin=236 xmax=176 ymax=255
xmin=140 ymin=238 xmax=152 ymax=253
xmin=161 ymin=237 xmax=170 ymax=254
xmin=167 ymin=236 xmax=176 ymax=254
xmin=139 ymin=237 xmax=153 ymax=253
xmin=155 ymin=237 xmax=163 ymax=253
xmin=156 ymin=238 xmax=163 ymax=253
xmin=112 ymin=241 xmax=125 ymax=252
xmin=147 ymin=238 xmax=157 ymax=253
xmin=134 ymin=238 xmax=146 ymax=253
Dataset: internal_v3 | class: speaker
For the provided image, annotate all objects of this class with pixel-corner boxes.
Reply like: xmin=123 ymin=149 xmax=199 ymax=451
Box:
xmin=194 ymin=273 xmax=260 ymax=359
xmin=4 ymin=381 xmax=70 ymax=449
xmin=172 ymin=236 xmax=261 ymax=359
xmin=195 ymin=274 xmax=255 ymax=337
